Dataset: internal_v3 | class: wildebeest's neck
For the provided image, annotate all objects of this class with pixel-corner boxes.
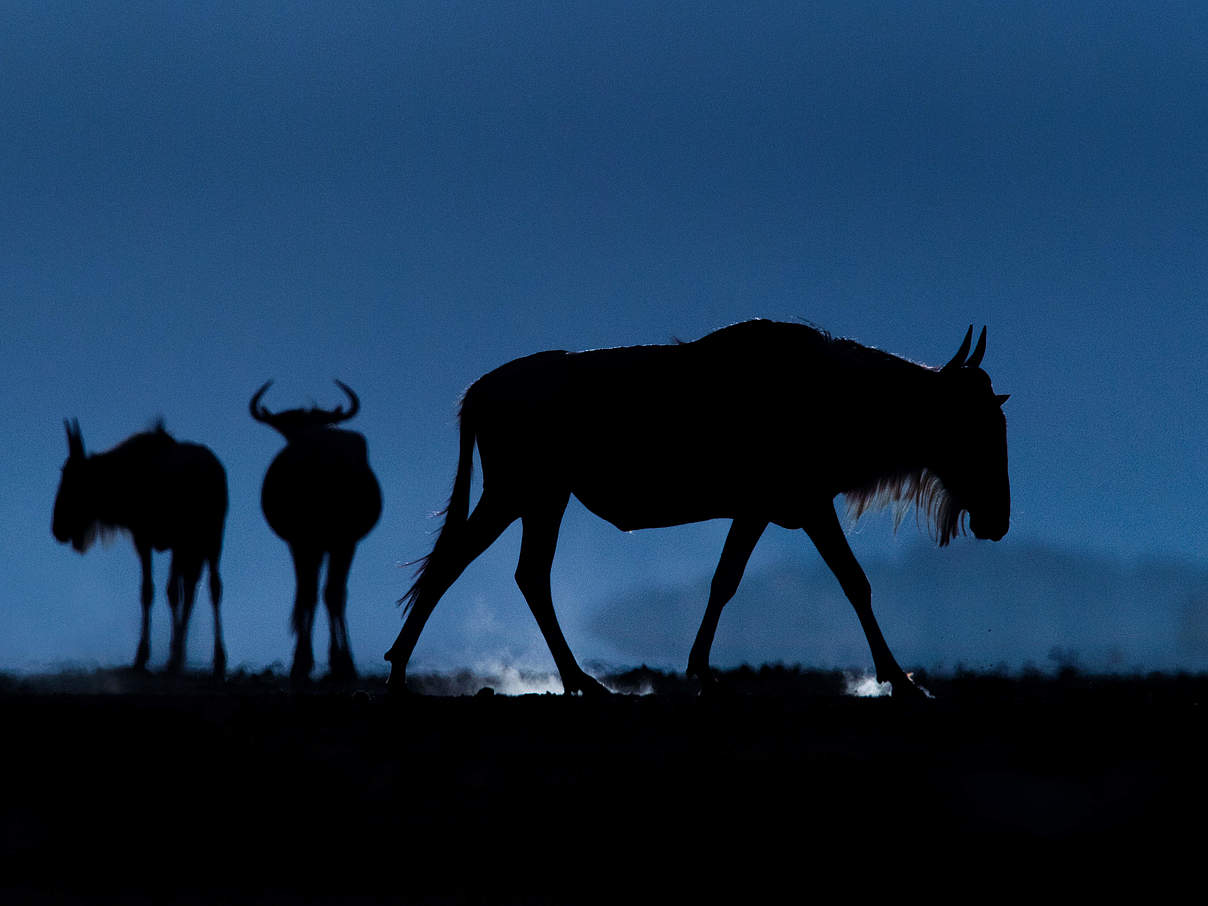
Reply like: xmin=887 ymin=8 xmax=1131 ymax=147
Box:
xmin=825 ymin=347 xmax=947 ymax=490
xmin=688 ymin=321 xmax=947 ymax=488
xmin=84 ymin=432 xmax=175 ymax=530
xmin=831 ymin=358 xmax=966 ymax=544
xmin=274 ymin=422 xmax=333 ymax=444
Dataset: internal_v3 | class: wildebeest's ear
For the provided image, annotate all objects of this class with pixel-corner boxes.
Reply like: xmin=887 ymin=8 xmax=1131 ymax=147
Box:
xmin=996 ymin=394 xmax=1010 ymax=407
xmin=64 ymin=419 xmax=84 ymax=458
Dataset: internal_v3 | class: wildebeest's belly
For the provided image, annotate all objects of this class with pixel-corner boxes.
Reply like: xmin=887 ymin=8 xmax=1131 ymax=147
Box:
xmin=566 ymin=429 xmax=793 ymax=530
xmin=572 ymin=481 xmax=730 ymax=531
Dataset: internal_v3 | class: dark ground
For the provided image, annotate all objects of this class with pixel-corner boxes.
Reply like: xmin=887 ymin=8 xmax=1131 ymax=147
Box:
xmin=1 ymin=665 xmax=1204 ymax=903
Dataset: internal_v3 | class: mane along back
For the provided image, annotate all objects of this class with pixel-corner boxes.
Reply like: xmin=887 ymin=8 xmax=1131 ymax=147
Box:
xmin=693 ymin=319 xmax=926 ymax=379
xmin=845 ymin=469 xmax=964 ymax=547
xmin=691 ymin=319 xmax=832 ymax=354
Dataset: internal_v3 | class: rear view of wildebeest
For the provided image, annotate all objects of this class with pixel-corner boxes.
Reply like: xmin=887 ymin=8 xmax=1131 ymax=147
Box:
xmin=53 ymin=420 xmax=228 ymax=676
xmin=388 ymin=319 xmax=1010 ymax=698
xmin=251 ymin=380 xmax=382 ymax=683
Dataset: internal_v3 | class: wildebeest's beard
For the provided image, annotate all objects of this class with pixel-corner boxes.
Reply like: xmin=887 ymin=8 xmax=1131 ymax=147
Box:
xmin=52 ymin=488 xmax=86 ymax=552
xmin=71 ymin=522 xmax=101 ymax=553
xmin=54 ymin=503 xmax=105 ymax=554
xmin=845 ymin=468 xmax=965 ymax=547
xmin=53 ymin=468 xmax=114 ymax=554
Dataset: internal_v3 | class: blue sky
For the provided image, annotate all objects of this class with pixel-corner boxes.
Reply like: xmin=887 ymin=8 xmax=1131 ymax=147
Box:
xmin=3 ymin=2 xmax=1206 ymax=678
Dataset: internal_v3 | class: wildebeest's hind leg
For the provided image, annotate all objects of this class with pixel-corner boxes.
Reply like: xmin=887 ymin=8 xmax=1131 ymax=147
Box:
xmin=687 ymin=518 xmax=768 ymax=694
xmin=803 ymin=504 xmax=927 ymax=700
xmin=135 ymin=542 xmax=153 ymax=671
xmin=289 ymin=544 xmax=322 ymax=685
xmin=323 ymin=542 xmax=357 ymax=682
xmin=385 ymin=493 xmax=515 ymax=692
xmin=208 ymin=554 xmax=226 ymax=678
xmin=515 ymin=498 xmax=609 ymax=697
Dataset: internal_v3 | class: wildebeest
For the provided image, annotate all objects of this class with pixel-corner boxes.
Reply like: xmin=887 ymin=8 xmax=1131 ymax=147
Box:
xmin=52 ymin=420 xmax=228 ymax=675
xmin=250 ymin=380 xmax=382 ymax=683
xmin=387 ymin=319 xmax=1010 ymax=698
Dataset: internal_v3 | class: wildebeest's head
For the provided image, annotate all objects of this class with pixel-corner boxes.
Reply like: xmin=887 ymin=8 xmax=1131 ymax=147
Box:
xmin=930 ymin=327 xmax=1010 ymax=543
xmin=53 ymin=419 xmax=100 ymax=553
xmin=249 ymin=380 xmax=361 ymax=442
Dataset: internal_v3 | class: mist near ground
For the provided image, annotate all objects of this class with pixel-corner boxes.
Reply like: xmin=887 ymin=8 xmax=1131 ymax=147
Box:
xmin=589 ymin=536 xmax=1208 ymax=676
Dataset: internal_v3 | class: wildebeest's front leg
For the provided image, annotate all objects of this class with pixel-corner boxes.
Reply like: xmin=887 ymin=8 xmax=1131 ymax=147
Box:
xmin=208 ymin=556 xmax=226 ymax=678
xmin=323 ymin=542 xmax=357 ymax=682
xmin=687 ymin=517 xmax=768 ymax=693
xmin=289 ymin=544 xmax=322 ymax=685
xmin=803 ymin=503 xmax=926 ymax=699
xmin=135 ymin=541 xmax=153 ymax=671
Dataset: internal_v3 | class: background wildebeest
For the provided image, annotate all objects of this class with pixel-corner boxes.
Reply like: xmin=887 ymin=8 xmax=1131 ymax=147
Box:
xmin=52 ymin=420 xmax=228 ymax=675
xmin=250 ymin=380 xmax=382 ymax=683
xmin=387 ymin=319 xmax=1010 ymax=698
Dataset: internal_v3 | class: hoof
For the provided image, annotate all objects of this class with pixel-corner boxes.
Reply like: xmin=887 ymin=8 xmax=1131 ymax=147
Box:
xmin=328 ymin=653 xmax=358 ymax=684
xmin=385 ymin=667 xmax=410 ymax=697
xmin=890 ymin=672 xmax=933 ymax=701
xmin=689 ymin=664 xmax=724 ymax=697
xmin=566 ymin=674 xmax=611 ymax=698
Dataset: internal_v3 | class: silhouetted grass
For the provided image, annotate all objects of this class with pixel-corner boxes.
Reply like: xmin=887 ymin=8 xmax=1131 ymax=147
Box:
xmin=4 ymin=662 xmax=1207 ymax=702
xmin=1 ymin=663 xmax=1204 ymax=901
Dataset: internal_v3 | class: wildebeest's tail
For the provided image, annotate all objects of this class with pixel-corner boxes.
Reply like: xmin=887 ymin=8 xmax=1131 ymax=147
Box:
xmin=399 ymin=394 xmax=477 ymax=617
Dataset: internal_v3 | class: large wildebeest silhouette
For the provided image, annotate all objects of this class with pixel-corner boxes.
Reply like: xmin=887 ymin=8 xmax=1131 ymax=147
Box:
xmin=250 ymin=380 xmax=382 ymax=683
xmin=387 ymin=319 xmax=1010 ymax=698
xmin=52 ymin=420 xmax=228 ymax=675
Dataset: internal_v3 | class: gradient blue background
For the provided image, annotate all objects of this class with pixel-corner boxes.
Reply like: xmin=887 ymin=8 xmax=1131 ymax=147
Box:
xmin=4 ymin=2 xmax=1206 ymax=681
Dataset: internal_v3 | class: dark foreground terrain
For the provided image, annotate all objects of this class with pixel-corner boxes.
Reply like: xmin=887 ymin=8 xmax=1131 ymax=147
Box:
xmin=2 ymin=666 xmax=1204 ymax=903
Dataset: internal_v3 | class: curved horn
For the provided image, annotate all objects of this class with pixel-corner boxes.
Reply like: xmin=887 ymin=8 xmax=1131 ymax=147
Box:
xmin=941 ymin=326 xmax=974 ymax=373
xmin=249 ymin=380 xmax=274 ymax=422
xmin=331 ymin=380 xmax=360 ymax=422
xmin=965 ymin=326 xmax=987 ymax=369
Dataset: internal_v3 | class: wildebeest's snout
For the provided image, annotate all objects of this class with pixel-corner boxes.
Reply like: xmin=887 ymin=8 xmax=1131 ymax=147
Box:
xmin=970 ymin=511 xmax=1008 ymax=542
